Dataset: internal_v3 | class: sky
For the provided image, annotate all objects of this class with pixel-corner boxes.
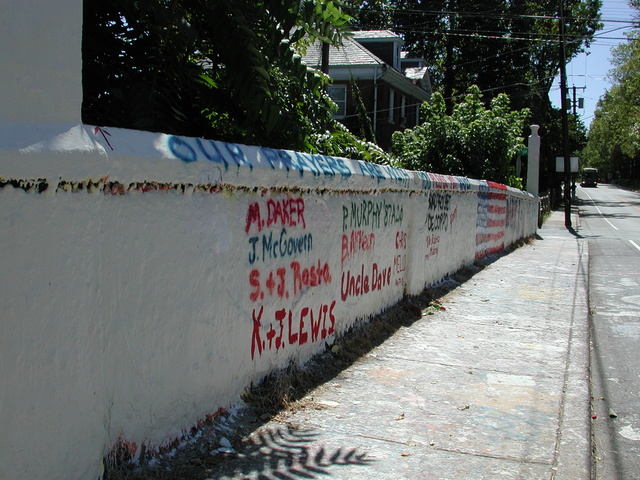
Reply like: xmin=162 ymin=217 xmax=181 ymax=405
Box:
xmin=549 ymin=0 xmax=638 ymax=129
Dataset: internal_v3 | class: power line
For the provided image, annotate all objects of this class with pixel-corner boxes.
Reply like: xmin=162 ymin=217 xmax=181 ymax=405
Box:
xmin=367 ymin=7 xmax=637 ymax=25
xmin=353 ymin=6 xmax=637 ymax=43
xmin=394 ymin=28 xmax=608 ymax=44
xmin=393 ymin=23 xmax=632 ymax=43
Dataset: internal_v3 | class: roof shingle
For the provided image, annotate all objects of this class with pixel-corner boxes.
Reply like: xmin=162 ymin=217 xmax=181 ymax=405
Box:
xmin=302 ymin=36 xmax=384 ymax=68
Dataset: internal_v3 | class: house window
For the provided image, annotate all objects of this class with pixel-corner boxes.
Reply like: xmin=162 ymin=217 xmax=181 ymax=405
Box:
xmin=327 ymin=85 xmax=347 ymax=118
xmin=401 ymin=95 xmax=406 ymax=125
xmin=389 ymin=89 xmax=395 ymax=123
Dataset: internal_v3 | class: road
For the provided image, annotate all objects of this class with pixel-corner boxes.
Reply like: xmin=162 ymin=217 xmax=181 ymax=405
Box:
xmin=576 ymin=183 xmax=640 ymax=479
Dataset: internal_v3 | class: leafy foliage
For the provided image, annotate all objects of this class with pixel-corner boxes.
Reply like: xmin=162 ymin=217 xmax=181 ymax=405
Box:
xmin=312 ymin=122 xmax=393 ymax=165
xmin=582 ymin=21 xmax=640 ymax=180
xmin=351 ymin=0 xmax=598 ymax=190
xmin=83 ymin=0 xmax=351 ymax=151
xmin=391 ymin=86 xmax=530 ymax=184
xmin=351 ymin=0 xmax=602 ymax=120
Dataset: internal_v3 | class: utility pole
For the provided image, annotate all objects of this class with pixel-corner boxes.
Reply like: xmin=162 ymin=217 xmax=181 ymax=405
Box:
xmin=321 ymin=42 xmax=330 ymax=76
xmin=571 ymin=85 xmax=586 ymax=116
xmin=559 ymin=0 xmax=572 ymax=229
xmin=444 ymin=0 xmax=456 ymax=114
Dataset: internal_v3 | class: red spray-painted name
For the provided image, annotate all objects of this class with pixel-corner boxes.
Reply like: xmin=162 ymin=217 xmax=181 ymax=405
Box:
xmin=246 ymin=197 xmax=306 ymax=234
xmin=341 ymin=230 xmax=375 ymax=266
xmin=249 ymin=259 xmax=331 ymax=301
xmin=251 ymin=301 xmax=336 ymax=359
xmin=340 ymin=263 xmax=392 ymax=301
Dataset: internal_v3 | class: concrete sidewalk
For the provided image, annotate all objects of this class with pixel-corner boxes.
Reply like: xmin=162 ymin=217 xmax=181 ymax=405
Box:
xmin=174 ymin=208 xmax=591 ymax=480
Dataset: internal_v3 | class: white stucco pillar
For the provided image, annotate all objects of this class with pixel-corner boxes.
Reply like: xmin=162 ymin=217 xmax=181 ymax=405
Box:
xmin=526 ymin=125 xmax=541 ymax=197
xmin=0 ymin=0 xmax=83 ymax=123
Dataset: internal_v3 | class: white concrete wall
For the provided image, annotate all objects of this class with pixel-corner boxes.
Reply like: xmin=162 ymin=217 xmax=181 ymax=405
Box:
xmin=0 ymin=123 xmax=538 ymax=480
xmin=0 ymin=1 xmax=538 ymax=477
xmin=0 ymin=0 xmax=82 ymax=123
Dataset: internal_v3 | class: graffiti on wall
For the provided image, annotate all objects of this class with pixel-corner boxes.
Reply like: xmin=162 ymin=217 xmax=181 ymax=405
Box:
xmin=340 ymin=262 xmax=393 ymax=301
xmin=4 ymin=132 xmax=536 ymax=363
xmin=425 ymin=233 xmax=440 ymax=262
xmin=341 ymin=230 xmax=375 ymax=267
xmin=246 ymin=197 xmax=312 ymax=265
xmin=250 ymin=301 xmax=337 ymax=360
xmin=421 ymin=191 xmax=459 ymax=263
xmin=424 ymin=192 xmax=458 ymax=234
xmin=476 ymin=181 xmax=507 ymax=258
xmin=357 ymin=161 xmax=412 ymax=188
xmin=169 ymin=135 xmax=352 ymax=179
xmin=340 ymin=197 xmax=405 ymax=301
xmin=166 ymin=135 xmax=418 ymax=188
xmin=342 ymin=200 xmax=404 ymax=231
xmin=246 ymin=195 xmax=339 ymax=360
xmin=506 ymin=196 xmax=523 ymax=231
xmin=393 ymin=231 xmax=408 ymax=285
xmin=415 ymin=172 xmax=473 ymax=192
xmin=249 ymin=260 xmax=331 ymax=301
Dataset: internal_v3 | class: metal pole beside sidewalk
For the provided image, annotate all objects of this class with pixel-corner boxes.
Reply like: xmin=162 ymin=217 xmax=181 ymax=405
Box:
xmin=559 ymin=0 xmax=572 ymax=229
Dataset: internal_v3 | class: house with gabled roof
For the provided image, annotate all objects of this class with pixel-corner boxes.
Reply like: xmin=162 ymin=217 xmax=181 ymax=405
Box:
xmin=302 ymin=30 xmax=432 ymax=151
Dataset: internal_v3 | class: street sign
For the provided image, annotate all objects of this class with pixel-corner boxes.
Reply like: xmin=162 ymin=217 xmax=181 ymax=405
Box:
xmin=556 ymin=157 xmax=579 ymax=173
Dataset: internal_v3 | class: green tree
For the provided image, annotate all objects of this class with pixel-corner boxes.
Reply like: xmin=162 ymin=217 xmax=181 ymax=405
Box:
xmin=82 ymin=0 xmax=352 ymax=152
xmin=351 ymin=0 xmax=394 ymax=29
xmin=582 ymin=23 xmax=640 ymax=180
xmin=391 ymin=86 xmax=530 ymax=185
xmin=351 ymin=0 xmax=601 ymax=120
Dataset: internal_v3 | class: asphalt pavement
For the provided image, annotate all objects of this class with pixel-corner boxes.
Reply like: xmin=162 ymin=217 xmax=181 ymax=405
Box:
xmin=577 ymin=184 xmax=640 ymax=479
xmin=168 ymin=207 xmax=592 ymax=480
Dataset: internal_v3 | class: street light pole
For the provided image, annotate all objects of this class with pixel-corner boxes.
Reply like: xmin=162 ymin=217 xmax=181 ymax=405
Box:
xmin=559 ymin=0 xmax=572 ymax=228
